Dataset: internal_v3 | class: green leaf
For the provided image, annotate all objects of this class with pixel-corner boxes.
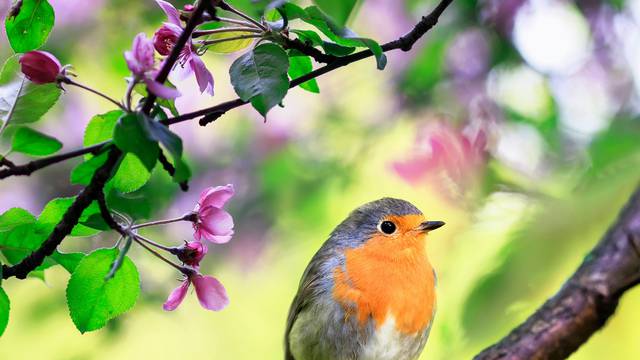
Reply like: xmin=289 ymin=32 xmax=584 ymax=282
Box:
xmin=70 ymin=152 xmax=109 ymax=185
xmin=321 ymin=41 xmax=356 ymax=56
xmin=284 ymin=4 xmax=386 ymax=69
xmin=11 ymin=126 xmax=62 ymax=156
xmin=110 ymin=154 xmax=152 ymax=193
xmin=288 ymin=50 xmax=319 ymax=93
xmin=5 ymin=0 xmax=55 ymax=53
xmin=38 ymin=197 xmax=103 ymax=237
xmin=0 ymin=207 xmax=36 ymax=231
xmin=83 ymin=110 xmax=149 ymax=193
xmin=83 ymin=110 xmax=123 ymax=150
xmin=113 ymin=113 xmax=159 ymax=171
xmin=204 ymin=31 xmax=257 ymax=54
xmin=66 ymin=248 xmax=140 ymax=333
xmin=312 ymin=0 xmax=358 ymax=25
xmin=0 ymin=287 xmax=9 ymax=337
xmin=145 ymin=119 xmax=191 ymax=183
xmin=0 ymin=208 xmax=41 ymax=266
xmin=229 ymin=43 xmax=290 ymax=116
xmin=0 ymin=55 xmax=61 ymax=127
xmin=51 ymin=251 xmax=85 ymax=273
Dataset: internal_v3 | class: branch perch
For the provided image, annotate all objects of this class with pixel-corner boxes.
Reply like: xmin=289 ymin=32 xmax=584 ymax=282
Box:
xmin=474 ymin=184 xmax=640 ymax=360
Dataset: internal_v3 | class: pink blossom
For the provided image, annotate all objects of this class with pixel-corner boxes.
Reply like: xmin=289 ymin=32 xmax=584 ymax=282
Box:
xmin=19 ymin=51 xmax=62 ymax=84
xmin=392 ymin=121 xmax=488 ymax=201
xmin=163 ymin=273 xmax=229 ymax=311
xmin=175 ymin=241 xmax=208 ymax=267
xmin=193 ymin=184 xmax=235 ymax=243
xmin=153 ymin=0 xmax=214 ymax=95
xmin=125 ymin=32 xmax=181 ymax=99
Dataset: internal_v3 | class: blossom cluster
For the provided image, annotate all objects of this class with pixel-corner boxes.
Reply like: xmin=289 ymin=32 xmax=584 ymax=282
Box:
xmin=164 ymin=184 xmax=236 ymax=312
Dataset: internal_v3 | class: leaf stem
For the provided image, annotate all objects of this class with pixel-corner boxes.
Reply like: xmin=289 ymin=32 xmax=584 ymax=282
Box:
xmin=192 ymin=27 xmax=263 ymax=38
xmin=219 ymin=1 xmax=267 ymax=31
xmin=199 ymin=34 xmax=262 ymax=46
xmin=131 ymin=213 xmax=196 ymax=230
xmin=132 ymin=236 xmax=184 ymax=272
xmin=62 ymin=78 xmax=127 ymax=111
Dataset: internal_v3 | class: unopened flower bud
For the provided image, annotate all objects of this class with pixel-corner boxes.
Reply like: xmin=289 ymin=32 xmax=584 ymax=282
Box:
xmin=153 ymin=23 xmax=181 ymax=56
xmin=175 ymin=241 xmax=208 ymax=266
xmin=19 ymin=51 xmax=62 ymax=84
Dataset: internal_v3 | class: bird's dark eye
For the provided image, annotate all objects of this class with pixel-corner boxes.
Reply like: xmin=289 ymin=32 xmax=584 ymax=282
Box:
xmin=379 ymin=220 xmax=396 ymax=234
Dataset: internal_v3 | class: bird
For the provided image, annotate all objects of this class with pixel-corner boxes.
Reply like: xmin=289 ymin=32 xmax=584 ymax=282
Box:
xmin=284 ymin=197 xmax=445 ymax=360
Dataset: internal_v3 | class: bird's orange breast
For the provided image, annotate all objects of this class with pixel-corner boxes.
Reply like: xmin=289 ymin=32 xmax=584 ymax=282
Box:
xmin=332 ymin=214 xmax=436 ymax=335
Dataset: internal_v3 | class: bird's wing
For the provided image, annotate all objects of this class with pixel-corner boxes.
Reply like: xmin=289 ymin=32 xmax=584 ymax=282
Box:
xmin=284 ymin=245 xmax=336 ymax=360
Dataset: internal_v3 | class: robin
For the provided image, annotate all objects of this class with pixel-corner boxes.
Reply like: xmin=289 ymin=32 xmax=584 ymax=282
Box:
xmin=285 ymin=198 xmax=445 ymax=360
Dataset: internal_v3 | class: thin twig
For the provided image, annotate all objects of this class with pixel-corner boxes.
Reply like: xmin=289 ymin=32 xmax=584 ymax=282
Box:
xmin=132 ymin=236 xmax=184 ymax=272
xmin=133 ymin=233 xmax=175 ymax=252
xmin=219 ymin=1 xmax=267 ymax=30
xmin=131 ymin=213 xmax=195 ymax=230
xmin=62 ymin=78 xmax=127 ymax=111
xmin=0 ymin=141 xmax=109 ymax=179
xmin=193 ymin=27 xmax=263 ymax=38
xmin=210 ymin=16 xmax=261 ymax=28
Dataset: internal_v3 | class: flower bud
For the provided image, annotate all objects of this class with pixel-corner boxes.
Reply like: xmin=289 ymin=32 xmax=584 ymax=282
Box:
xmin=175 ymin=241 xmax=208 ymax=266
xmin=183 ymin=4 xmax=194 ymax=11
xmin=153 ymin=23 xmax=181 ymax=56
xmin=19 ymin=51 xmax=62 ymax=84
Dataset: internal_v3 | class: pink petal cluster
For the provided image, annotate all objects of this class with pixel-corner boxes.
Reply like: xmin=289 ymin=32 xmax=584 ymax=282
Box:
xmin=163 ymin=184 xmax=235 ymax=312
xmin=153 ymin=0 xmax=214 ymax=95
xmin=125 ymin=33 xmax=181 ymax=99
xmin=392 ymin=121 xmax=488 ymax=200
xmin=163 ymin=272 xmax=229 ymax=311
xmin=19 ymin=51 xmax=62 ymax=84
xmin=193 ymin=184 xmax=235 ymax=243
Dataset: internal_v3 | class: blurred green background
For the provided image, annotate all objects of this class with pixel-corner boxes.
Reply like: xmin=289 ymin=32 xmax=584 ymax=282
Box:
xmin=1 ymin=0 xmax=640 ymax=358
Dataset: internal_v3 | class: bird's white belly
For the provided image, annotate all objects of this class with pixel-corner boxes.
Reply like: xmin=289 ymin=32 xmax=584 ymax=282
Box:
xmin=361 ymin=315 xmax=419 ymax=360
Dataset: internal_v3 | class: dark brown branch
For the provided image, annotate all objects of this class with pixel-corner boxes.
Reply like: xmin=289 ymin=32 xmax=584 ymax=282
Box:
xmin=0 ymin=141 xmax=108 ymax=179
xmin=96 ymin=188 xmax=127 ymax=237
xmin=1 ymin=149 xmax=121 ymax=279
xmin=172 ymin=0 xmax=454 ymax=127
xmin=141 ymin=0 xmax=211 ymax=114
xmin=474 ymin=184 xmax=640 ymax=360
xmin=1 ymin=0 xmax=212 ymax=280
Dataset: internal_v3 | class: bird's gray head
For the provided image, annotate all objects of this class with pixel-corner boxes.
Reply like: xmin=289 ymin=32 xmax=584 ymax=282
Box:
xmin=327 ymin=198 xmax=443 ymax=249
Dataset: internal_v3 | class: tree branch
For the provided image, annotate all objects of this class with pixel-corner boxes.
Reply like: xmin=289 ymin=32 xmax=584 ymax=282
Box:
xmin=170 ymin=0 xmax=455 ymax=127
xmin=1 ymin=149 xmax=121 ymax=279
xmin=474 ymin=184 xmax=640 ymax=360
xmin=0 ymin=141 xmax=108 ymax=179
xmin=1 ymin=0 xmax=212 ymax=280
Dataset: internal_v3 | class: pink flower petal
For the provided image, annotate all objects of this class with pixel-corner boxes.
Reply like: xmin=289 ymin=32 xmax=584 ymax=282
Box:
xmin=156 ymin=0 xmax=182 ymax=26
xmin=199 ymin=206 xmax=234 ymax=243
xmin=192 ymin=275 xmax=229 ymax=311
xmin=190 ymin=56 xmax=214 ymax=95
xmin=199 ymin=184 xmax=235 ymax=209
xmin=163 ymin=280 xmax=190 ymax=311
xmin=145 ymin=78 xmax=182 ymax=99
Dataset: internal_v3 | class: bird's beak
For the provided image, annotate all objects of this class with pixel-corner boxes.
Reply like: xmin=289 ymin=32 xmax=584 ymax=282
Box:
xmin=417 ymin=220 xmax=445 ymax=232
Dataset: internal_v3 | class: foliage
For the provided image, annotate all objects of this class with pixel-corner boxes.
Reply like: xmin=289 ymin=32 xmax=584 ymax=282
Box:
xmin=0 ymin=0 xmax=639 ymax=359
